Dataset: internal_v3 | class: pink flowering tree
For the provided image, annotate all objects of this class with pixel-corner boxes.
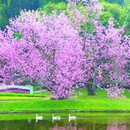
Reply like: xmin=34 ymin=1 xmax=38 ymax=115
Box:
xmin=0 ymin=11 xmax=86 ymax=99
xmin=68 ymin=0 xmax=130 ymax=96
xmin=84 ymin=20 xmax=130 ymax=95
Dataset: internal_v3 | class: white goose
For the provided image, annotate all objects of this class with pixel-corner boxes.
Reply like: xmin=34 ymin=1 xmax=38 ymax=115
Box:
xmin=36 ymin=114 xmax=43 ymax=122
xmin=52 ymin=114 xmax=61 ymax=121
xmin=68 ymin=114 xmax=76 ymax=122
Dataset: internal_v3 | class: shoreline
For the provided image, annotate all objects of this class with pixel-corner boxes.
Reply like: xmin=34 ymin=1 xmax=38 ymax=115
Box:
xmin=1 ymin=110 xmax=130 ymax=114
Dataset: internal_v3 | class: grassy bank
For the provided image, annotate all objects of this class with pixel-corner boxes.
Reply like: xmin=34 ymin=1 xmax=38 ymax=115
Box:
xmin=0 ymin=88 xmax=130 ymax=113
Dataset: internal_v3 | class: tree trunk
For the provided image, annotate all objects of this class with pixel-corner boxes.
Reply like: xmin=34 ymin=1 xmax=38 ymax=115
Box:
xmin=87 ymin=82 xmax=96 ymax=95
xmin=86 ymin=67 xmax=97 ymax=95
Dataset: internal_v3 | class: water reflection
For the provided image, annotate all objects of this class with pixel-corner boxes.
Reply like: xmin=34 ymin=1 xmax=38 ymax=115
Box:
xmin=51 ymin=123 xmax=129 ymax=130
xmin=107 ymin=124 xmax=127 ymax=130
xmin=0 ymin=116 xmax=130 ymax=130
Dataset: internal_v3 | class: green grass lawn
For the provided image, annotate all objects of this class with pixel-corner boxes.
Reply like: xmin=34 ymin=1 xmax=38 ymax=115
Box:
xmin=0 ymin=88 xmax=130 ymax=112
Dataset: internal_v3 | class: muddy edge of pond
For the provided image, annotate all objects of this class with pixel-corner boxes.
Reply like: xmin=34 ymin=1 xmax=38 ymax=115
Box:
xmin=1 ymin=110 xmax=130 ymax=114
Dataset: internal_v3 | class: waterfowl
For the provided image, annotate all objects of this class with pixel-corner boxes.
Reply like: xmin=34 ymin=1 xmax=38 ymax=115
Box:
xmin=68 ymin=114 xmax=76 ymax=122
xmin=36 ymin=114 xmax=43 ymax=122
xmin=52 ymin=114 xmax=61 ymax=121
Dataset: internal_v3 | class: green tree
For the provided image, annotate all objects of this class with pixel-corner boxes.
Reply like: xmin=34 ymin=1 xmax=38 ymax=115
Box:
xmin=101 ymin=2 xmax=128 ymax=27
xmin=124 ymin=5 xmax=130 ymax=35
xmin=40 ymin=0 xmax=66 ymax=7
xmin=39 ymin=2 xmax=67 ymax=15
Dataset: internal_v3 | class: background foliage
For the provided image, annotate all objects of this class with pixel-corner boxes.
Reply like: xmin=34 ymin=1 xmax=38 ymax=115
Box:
xmin=0 ymin=0 xmax=129 ymax=35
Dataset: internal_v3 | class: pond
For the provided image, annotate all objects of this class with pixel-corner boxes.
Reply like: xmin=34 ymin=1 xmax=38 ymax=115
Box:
xmin=0 ymin=113 xmax=130 ymax=130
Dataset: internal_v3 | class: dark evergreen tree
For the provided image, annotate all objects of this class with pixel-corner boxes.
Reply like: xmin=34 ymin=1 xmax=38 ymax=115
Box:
xmin=0 ymin=0 xmax=41 ymax=29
